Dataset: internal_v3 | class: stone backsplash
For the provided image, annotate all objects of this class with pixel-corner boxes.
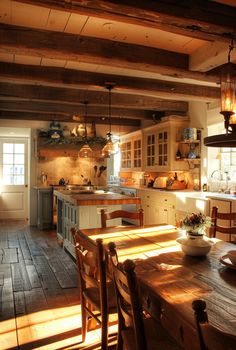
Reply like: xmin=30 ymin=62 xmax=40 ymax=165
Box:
xmin=37 ymin=157 xmax=107 ymax=186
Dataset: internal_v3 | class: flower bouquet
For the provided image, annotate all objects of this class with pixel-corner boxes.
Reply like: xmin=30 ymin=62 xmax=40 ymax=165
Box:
xmin=180 ymin=212 xmax=212 ymax=235
xmin=177 ymin=213 xmax=213 ymax=256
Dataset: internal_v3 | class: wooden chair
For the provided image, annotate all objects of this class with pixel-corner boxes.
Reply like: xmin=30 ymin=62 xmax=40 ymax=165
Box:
xmin=192 ymin=299 xmax=236 ymax=350
xmin=71 ymin=228 xmax=117 ymax=350
xmin=101 ymin=208 xmax=144 ymax=228
xmin=108 ymin=242 xmax=182 ymax=350
xmin=210 ymin=206 xmax=236 ymax=242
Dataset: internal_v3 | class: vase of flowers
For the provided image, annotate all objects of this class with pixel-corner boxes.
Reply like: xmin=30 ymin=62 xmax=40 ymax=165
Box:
xmin=176 ymin=213 xmax=214 ymax=256
xmin=181 ymin=212 xmax=212 ymax=235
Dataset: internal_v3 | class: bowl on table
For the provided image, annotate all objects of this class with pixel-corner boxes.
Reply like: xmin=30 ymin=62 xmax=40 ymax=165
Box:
xmin=227 ymin=250 xmax=236 ymax=265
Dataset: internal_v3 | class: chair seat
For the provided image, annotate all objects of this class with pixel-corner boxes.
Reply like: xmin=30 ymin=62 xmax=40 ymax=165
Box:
xmin=122 ymin=317 xmax=182 ymax=350
xmin=84 ymin=280 xmax=117 ymax=311
xmin=200 ymin=323 xmax=236 ymax=350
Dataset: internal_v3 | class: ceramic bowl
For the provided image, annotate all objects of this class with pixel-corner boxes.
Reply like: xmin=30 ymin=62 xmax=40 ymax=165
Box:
xmin=176 ymin=236 xmax=213 ymax=257
xmin=179 ymin=244 xmax=211 ymax=256
xmin=227 ymin=250 xmax=236 ymax=265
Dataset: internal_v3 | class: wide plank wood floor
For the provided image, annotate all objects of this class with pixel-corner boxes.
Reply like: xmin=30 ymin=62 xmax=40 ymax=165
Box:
xmin=0 ymin=220 xmax=116 ymax=350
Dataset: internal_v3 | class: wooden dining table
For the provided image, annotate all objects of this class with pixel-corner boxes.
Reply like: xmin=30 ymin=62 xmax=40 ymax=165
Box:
xmin=78 ymin=224 xmax=236 ymax=350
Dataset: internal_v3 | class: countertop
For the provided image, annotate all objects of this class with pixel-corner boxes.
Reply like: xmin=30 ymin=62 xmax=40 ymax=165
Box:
xmin=34 ymin=185 xmax=52 ymax=190
xmin=54 ymin=189 xmax=141 ymax=206
xmin=36 ymin=183 xmax=236 ymax=202
xmin=110 ymin=184 xmax=236 ymax=201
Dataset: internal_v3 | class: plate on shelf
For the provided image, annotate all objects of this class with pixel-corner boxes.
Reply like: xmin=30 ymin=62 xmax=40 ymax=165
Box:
xmin=219 ymin=254 xmax=236 ymax=270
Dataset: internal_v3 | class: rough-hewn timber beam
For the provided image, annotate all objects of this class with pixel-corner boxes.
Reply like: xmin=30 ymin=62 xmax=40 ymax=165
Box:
xmin=0 ymin=100 xmax=155 ymax=120
xmin=0 ymin=23 xmax=189 ymax=76
xmin=0 ymin=83 xmax=188 ymax=113
xmin=0 ymin=63 xmax=220 ymax=102
xmin=0 ymin=110 xmax=141 ymax=126
xmin=13 ymin=0 xmax=236 ymax=42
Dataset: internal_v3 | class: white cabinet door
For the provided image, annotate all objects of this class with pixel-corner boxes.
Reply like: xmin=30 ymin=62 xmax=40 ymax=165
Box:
xmin=138 ymin=189 xmax=176 ymax=226
xmin=0 ymin=138 xmax=29 ymax=219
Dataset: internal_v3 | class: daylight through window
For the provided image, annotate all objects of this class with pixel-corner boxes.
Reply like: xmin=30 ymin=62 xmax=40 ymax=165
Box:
xmin=3 ymin=143 xmax=25 ymax=185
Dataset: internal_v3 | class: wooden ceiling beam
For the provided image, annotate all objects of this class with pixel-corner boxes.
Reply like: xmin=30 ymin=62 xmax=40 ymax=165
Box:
xmin=0 ymin=63 xmax=220 ymax=102
xmin=0 ymin=82 xmax=188 ymax=112
xmin=0 ymin=110 xmax=141 ymax=126
xmin=0 ymin=23 xmax=189 ymax=75
xmin=14 ymin=0 xmax=236 ymax=42
xmin=0 ymin=100 xmax=155 ymax=120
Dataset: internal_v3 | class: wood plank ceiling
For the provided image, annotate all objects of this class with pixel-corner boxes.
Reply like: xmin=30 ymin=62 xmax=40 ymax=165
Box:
xmin=0 ymin=0 xmax=236 ymax=128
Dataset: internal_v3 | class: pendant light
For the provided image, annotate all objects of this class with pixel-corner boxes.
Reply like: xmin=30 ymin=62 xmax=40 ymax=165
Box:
xmin=102 ymin=83 xmax=116 ymax=156
xmin=204 ymin=39 xmax=236 ymax=147
xmin=78 ymin=101 xmax=93 ymax=158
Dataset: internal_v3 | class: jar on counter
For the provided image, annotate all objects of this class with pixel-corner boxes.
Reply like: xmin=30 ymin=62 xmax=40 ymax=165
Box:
xmin=40 ymin=172 xmax=47 ymax=185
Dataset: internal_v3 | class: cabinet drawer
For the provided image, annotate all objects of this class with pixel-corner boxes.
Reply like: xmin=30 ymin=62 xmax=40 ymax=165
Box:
xmin=159 ymin=195 xmax=176 ymax=207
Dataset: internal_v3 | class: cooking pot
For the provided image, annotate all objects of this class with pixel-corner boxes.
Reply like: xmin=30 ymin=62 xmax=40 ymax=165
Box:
xmin=153 ymin=177 xmax=167 ymax=189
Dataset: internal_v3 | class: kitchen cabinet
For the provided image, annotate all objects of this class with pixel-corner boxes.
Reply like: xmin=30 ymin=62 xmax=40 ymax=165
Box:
xmin=120 ymin=130 xmax=142 ymax=171
xmin=55 ymin=190 xmax=127 ymax=257
xmin=35 ymin=187 xmax=53 ymax=229
xmin=138 ymin=189 xmax=176 ymax=225
xmin=63 ymin=204 xmax=122 ymax=257
xmin=142 ymin=116 xmax=189 ymax=171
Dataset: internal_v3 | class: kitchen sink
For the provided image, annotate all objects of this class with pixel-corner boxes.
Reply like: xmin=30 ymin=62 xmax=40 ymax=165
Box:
xmin=63 ymin=184 xmax=94 ymax=191
xmin=67 ymin=189 xmax=95 ymax=194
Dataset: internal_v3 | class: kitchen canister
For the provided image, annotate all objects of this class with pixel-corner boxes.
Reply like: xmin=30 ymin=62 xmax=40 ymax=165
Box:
xmin=182 ymin=128 xmax=197 ymax=141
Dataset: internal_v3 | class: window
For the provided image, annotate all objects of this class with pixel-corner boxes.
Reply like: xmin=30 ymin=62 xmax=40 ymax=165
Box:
xmin=220 ymin=147 xmax=236 ymax=180
xmin=2 ymin=143 xmax=25 ymax=185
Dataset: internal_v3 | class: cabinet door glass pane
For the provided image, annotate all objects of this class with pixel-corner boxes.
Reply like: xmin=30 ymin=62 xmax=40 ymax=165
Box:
xmin=157 ymin=131 xmax=168 ymax=167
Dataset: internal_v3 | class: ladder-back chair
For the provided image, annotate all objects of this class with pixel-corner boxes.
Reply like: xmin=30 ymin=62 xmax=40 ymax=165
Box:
xmin=210 ymin=206 xmax=236 ymax=242
xmin=71 ymin=228 xmax=117 ymax=350
xmin=101 ymin=208 xmax=144 ymax=228
xmin=192 ymin=299 xmax=236 ymax=350
xmin=108 ymin=242 xmax=182 ymax=350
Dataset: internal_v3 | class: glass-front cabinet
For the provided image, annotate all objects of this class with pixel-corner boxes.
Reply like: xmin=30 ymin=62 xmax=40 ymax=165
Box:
xmin=133 ymin=139 xmax=142 ymax=168
xmin=120 ymin=116 xmax=192 ymax=172
xmin=143 ymin=116 xmax=189 ymax=171
xmin=120 ymin=130 xmax=142 ymax=171
xmin=146 ymin=134 xmax=155 ymax=167
xmin=120 ymin=141 xmax=132 ymax=169
xmin=157 ymin=130 xmax=168 ymax=167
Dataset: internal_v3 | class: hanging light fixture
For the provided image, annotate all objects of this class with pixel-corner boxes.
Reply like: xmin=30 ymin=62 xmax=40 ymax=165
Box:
xmin=204 ymin=39 xmax=236 ymax=147
xmin=102 ymin=83 xmax=117 ymax=156
xmin=78 ymin=101 xmax=93 ymax=158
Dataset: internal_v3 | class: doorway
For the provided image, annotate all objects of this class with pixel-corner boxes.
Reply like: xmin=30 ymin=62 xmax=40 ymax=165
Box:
xmin=0 ymin=132 xmax=29 ymax=220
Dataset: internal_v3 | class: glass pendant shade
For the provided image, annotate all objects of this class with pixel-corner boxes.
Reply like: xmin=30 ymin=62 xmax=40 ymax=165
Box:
xmin=221 ymin=63 xmax=235 ymax=115
xmin=78 ymin=101 xmax=93 ymax=157
xmin=102 ymin=133 xmax=116 ymax=155
xmin=204 ymin=40 xmax=236 ymax=147
xmin=78 ymin=142 xmax=93 ymax=157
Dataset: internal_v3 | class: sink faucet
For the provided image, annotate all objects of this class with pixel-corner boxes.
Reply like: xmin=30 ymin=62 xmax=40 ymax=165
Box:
xmin=210 ymin=169 xmax=223 ymax=180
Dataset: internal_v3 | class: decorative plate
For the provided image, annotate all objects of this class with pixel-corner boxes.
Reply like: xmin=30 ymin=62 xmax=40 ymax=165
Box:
xmin=219 ymin=255 xmax=236 ymax=270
